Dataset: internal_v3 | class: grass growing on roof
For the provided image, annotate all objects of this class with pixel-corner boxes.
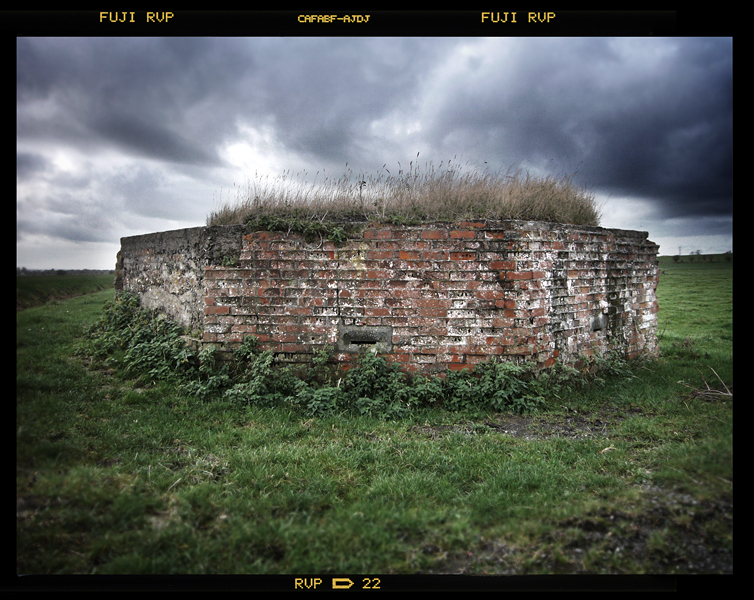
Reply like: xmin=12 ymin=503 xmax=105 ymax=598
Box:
xmin=207 ymin=157 xmax=602 ymax=229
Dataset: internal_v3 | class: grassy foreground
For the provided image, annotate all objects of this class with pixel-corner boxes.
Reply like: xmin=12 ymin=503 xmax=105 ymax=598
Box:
xmin=16 ymin=257 xmax=732 ymax=582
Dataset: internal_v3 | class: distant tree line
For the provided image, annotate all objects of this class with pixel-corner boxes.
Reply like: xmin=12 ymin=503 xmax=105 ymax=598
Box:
xmin=16 ymin=267 xmax=115 ymax=276
xmin=671 ymin=250 xmax=732 ymax=263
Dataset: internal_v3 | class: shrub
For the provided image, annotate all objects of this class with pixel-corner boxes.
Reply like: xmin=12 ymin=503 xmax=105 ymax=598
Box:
xmin=80 ymin=294 xmax=641 ymax=420
xmin=293 ymin=386 xmax=344 ymax=418
xmin=224 ymin=350 xmax=304 ymax=408
xmin=79 ymin=292 xmax=195 ymax=383
xmin=441 ymin=360 xmax=547 ymax=414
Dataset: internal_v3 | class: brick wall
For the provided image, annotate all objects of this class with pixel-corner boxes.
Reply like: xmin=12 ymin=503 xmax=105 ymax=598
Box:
xmin=182 ymin=220 xmax=658 ymax=373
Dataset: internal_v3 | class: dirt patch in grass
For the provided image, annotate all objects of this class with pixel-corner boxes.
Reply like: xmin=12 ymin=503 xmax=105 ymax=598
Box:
xmin=410 ymin=409 xmax=732 ymax=575
xmin=410 ymin=407 xmax=652 ymax=442
xmin=424 ymin=486 xmax=732 ymax=575
xmin=551 ymin=487 xmax=732 ymax=574
xmin=483 ymin=407 xmax=652 ymax=441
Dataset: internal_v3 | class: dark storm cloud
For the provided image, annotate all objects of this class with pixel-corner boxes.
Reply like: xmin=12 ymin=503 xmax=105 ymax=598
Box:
xmin=17 ymin=189 xmax=116 ymax=244
xmin=16 ymin=36 xmax=733 ymax=267
xmin=584 ymin=39 xmax=733 ymax=218
xmin=89 ymin=112 xmax=219 ymax=166
xmin=16 ymin=37 xmax=444 ymax=169
xmin=16 ymin=37 xmax=253 ymax=167
xmin=247 ymin=38 xmax=453 ymax=163
xmin=424 ymin=38 xmax=732 ymax=222
xmin=17 ymin=151 xmax=48 ymax=180
xmin=17 ymin=217 xmax=111 ymax=244
xmin=19 ymin=37 xmax=731 ymax=212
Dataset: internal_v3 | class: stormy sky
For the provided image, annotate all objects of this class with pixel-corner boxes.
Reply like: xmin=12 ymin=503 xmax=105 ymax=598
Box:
xmin=17 ymin=31 xmax=733 ymax=269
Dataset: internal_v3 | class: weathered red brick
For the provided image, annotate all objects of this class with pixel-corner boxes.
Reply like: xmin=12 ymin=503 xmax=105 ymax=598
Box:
xmin=489 ymin=260 xmax=515 ymax=271
xmin=421 ymin=250 xmax=449 ymax=261
xmin=450 ymin=229 xmax=476 ymax=239
xmin=415 ymin=298 xmax=448 ymax=308
xmin=122 ymin=221 xmax=658 ymax=375
xmin=392 ymin=288 xmax=421 ymax=299
xmin=450 ymin=252 xmax=477 ymax=261
xmin=448 ymin=363 xmax=473 ymax=371
xmin=476 ymin=290 xmax=504 ymax=301
xmin=364 ymin=229 xmax=392 ymax=240
xmin=421 ymin=229 xmax=448 ymax=240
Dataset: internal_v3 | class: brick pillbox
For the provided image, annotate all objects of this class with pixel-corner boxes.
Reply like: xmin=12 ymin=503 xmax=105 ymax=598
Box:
xmin=116 ymin=220 xmax=659 ymax=373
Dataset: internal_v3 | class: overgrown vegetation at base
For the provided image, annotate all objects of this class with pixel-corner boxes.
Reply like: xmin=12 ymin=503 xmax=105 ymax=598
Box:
xmin=207 ymin=158 xmax=602 ymax=230
xmin=77 ymin=292 xmax=598 ymax=419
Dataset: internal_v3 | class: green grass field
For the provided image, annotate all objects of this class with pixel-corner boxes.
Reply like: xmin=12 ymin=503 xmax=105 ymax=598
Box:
xmin=16 ymin=256 xmax=732 ymax=580
xmin=17 ymin=273 xmax=114 ymax=311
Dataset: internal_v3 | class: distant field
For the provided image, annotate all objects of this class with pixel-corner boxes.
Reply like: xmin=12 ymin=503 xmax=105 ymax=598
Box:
xmin=658 ymin=253 xmax=732 ymax=265
xmin=16 ymin=273 xmax=114 ymax=311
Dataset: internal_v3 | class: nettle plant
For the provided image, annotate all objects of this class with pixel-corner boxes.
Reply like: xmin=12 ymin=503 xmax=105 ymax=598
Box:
xmin=80 ymin=293 xmax=628 ymax=419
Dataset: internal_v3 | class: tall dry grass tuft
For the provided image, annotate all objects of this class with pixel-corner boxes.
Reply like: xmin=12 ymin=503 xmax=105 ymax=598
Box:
xmin=207 ymin=158 xmax=601 ymax=227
